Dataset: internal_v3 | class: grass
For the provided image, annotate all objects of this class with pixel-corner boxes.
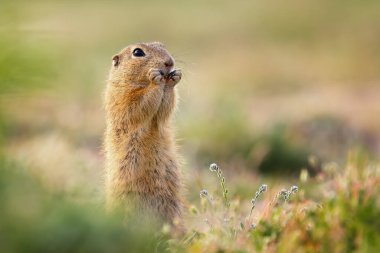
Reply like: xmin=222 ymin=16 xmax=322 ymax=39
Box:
xmin=0 ymin=157 xmax=170 ymax=253
xmin=1 ymin=152 xmax=379 ymax=252
xmin=177 ymin=152 xmax=380 ymax=252
xmin=174 ymin=154 xmax=376 ymax=252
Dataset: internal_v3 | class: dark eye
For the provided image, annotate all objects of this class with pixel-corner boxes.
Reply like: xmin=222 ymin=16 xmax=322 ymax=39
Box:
xmin=132 ymin=48 xmax=145 ymax=57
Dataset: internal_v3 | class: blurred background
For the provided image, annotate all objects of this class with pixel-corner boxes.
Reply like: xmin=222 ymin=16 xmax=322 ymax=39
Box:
xmin=1 ymin=0 xmax=380 ymax=251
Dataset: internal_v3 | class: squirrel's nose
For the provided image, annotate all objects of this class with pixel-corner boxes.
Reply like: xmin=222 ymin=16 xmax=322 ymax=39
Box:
xmin=164 ymin=58 xmax=174 ymax=68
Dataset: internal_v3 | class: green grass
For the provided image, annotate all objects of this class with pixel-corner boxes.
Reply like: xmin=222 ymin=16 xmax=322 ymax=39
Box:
xmin=172 ymin=152 xmax=380 ymax=252
xmin=1 ymin=152 xmax=379 ymax=252
xmin=0 ymin=158 xmax=170 ymax=253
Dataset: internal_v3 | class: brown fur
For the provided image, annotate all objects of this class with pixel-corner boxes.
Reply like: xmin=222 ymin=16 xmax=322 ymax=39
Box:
xmin=104 ymin=42 xmax=183 ymax=225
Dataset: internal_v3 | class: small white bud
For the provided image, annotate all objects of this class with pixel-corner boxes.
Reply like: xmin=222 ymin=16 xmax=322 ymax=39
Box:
xmin=290 ymin=185 xmax=298 ymax=194
xmin=200 ymin=189 xmax=209 ymax=198
xmin=209 ymin=163 xmax=219 ymax=172
xmin=259 ymin=184 xmax=268 ymax=193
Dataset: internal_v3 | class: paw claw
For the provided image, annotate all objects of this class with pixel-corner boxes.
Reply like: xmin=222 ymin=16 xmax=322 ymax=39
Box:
xmin=147 ymin=68 xmax=182 ymax=87
xmin=166 ymin=69 xmax=182 ymax=87
xmin=148 ymin=68 xmax=165 ymax=86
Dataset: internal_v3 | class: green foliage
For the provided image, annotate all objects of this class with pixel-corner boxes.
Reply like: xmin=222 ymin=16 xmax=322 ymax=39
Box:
xmin=182 ymin=111 xmax=255 ymax=168
xmin=1 ymin=135 xmax=379 ymax=253
xmin=178 ymin=154 xmax=380 ymax=252
xmin=0 ymin=158 xmax=169 ymax=253
xmin=257 ymin=125 xmax=310 ymax=175
xmin=0 ymin=37 xmax=58 ymax=94
xmin=186 ymin=120 xmax=310 ymax=175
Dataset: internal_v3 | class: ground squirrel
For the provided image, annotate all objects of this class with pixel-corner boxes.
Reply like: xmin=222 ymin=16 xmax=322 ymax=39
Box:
xmin=104 ymin=42 xmax=183 ymax=225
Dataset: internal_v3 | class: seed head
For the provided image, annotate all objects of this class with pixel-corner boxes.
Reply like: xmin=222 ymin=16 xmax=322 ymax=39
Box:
xmin=200 ymin=189 xmax=209 ymax=198
xmin=278 ymin=189 xmax=289 ymax=200
xmin=290 ymin=185 xmax=298 ymax=194
xmin=279 ymin=189 xmax=288 ymax=195
xmin=259 ymin=184 xmax=268 ymax=193
xmin=209 ymin=163 xmax=219 ymax=172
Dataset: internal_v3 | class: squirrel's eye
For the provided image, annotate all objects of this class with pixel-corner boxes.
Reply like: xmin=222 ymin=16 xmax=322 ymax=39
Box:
xmin=132 ymin=48 xmax=145 ymax=57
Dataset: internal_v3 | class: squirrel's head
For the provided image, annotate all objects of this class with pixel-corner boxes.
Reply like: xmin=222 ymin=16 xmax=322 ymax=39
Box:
xmin=109 ymin=42 xmax=175 ymax=86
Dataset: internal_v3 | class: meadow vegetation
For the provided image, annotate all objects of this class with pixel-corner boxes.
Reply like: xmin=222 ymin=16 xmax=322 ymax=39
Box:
xmin=1 ymin=152 xmax=379 ymax=252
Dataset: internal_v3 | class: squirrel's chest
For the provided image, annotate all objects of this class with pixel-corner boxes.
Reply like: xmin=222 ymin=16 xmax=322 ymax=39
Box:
xmin=114 ymin=128 xmax=169 ymax=170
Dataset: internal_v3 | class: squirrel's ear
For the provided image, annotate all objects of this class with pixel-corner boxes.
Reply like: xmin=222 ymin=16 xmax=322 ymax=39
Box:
xmin=112 ymin=54 xmax=120 ymax=67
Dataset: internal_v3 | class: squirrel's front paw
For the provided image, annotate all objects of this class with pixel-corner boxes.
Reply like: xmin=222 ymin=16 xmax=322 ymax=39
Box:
xmin=148 ymin=68 xmax=166 ymax=86
xmin=166 ymin=69 xmax=182 ymax=87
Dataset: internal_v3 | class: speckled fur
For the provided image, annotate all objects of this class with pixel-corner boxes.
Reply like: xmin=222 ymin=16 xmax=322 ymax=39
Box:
xmin=104 ymin=42 xmax=184 ymax=225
